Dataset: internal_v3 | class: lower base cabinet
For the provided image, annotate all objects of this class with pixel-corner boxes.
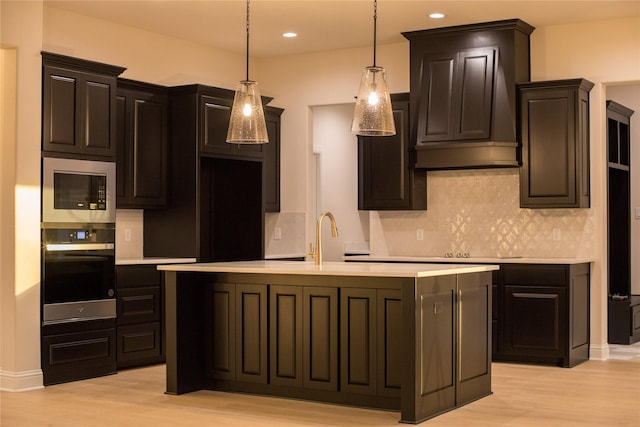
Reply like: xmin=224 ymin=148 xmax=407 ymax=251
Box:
xmin=41 ymin=318 xmax=116 ymax=385
xmin=196 ymin=271 xmax=491 ymax=422
xmin=608 ymin=296 xmax=640 ymax=344
xmin=115 ymin=265 xmax=165 ymax=369
xmin=493 ymin=263 xmax=590 ymax=367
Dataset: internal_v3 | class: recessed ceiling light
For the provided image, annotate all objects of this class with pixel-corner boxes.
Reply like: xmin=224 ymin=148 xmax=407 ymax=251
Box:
xmin=283 ymin=32 xmax=297 ymax=38
xmin=429 ymin=12 xmax=445 ymax=19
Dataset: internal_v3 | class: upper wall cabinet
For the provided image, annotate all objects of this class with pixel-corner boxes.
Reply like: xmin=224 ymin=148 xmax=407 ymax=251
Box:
xmin=42 ymin=52 xmax=126 ymax=160
xmin=264 ymin=106 xmax=283 ymax=212
xmin=116 ymin=78 xmax=168 ymax=209
xmin=518 ymin=79 xmax=594 ymax=208
xmin=358 ymin=93 xmax=427 ymax=210
xmin=402 ymin=19 xmax=534 ymax=170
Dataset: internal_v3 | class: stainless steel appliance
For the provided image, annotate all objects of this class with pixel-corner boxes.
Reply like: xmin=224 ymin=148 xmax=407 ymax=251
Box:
xmin=41 ymin=224 xmax=116 ymax=324
xmin=42 ymin=157 xmax=115 ymax=224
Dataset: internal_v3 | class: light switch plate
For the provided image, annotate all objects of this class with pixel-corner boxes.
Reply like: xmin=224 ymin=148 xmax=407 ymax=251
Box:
xmin=635 ymin=207 xmax=640 ymax=219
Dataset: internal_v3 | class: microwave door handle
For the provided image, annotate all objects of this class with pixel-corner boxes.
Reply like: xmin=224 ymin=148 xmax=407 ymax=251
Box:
xmin=45 ymin=243 xmax=115 ymax=252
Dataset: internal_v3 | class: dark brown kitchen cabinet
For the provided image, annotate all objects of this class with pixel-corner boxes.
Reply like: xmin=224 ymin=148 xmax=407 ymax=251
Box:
xmin=606 ymin=100 xmax=637 ymax=344
xmin=416 ymin=48 xmax=495 ymax=143
xmin=116 ymin=79 xmax=168 ymax=209
xmin=42 ymin=52 xmax=125 ymax=160
xmin=205 ymin=282 xmax=268 ymax=384
xmin=264 ymin=106 xmax=283 ymax=212
xmin=495 ymin=263 xmax=590 ymax=367
xmin=144 ymin=84 xmax=268 ymax=261
xmin=457 ymin=273 xmax=492 ymax=405
xmin=199 ymin=91 xmax=266 ymax=160
xmin=41 ymin=318 xmax=116 ymax=385
xmin=115 ymin=265 xmax=165 ymax=369
xmin=358 ymin=93 xmax=427 ymax=210
xmin=302 ymin=286 xmax=339 ymax=391
xmin=340 ymin=288 xmax=402 ymax=398
xmin=518 ymin=79 xmax=594 ymax=208
xmin=403 ymin=19 xmax=534 ymax=169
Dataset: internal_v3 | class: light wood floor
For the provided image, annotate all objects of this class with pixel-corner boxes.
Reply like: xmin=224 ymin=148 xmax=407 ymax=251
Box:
xmin=2 ymin=360 xmax=640 ymax=426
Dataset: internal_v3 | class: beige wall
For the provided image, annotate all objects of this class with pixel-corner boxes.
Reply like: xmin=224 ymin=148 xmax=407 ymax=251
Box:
xmin=1 ymin=0 xmax=45 ymax=391
xmin=1 ymin=0 xmax=639 ymax=390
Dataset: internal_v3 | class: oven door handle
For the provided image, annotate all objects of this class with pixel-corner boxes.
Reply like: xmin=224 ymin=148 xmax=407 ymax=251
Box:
xmin=45 ymin=243 xmax=115 ymax=252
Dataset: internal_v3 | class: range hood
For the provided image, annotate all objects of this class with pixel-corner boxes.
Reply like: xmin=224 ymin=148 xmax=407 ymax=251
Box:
xmin=403 ymin=19 xmax=535 ymax=170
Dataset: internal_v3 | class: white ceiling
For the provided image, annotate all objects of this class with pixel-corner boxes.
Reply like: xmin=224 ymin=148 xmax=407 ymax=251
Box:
xmin=44 ymin=0 xmax=640 ymax=58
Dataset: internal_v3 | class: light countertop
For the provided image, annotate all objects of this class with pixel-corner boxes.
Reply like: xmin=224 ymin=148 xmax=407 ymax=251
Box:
xmin=157 ymin=260 xmax=498 ymax=278
xmin=116 ymin=257 xmax=197 ymax=266
xmin=344 ymin=255 xmax=594 ymax=265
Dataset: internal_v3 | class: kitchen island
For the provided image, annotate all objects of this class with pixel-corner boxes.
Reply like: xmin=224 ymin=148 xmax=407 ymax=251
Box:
xmin=158 ymin=261 xmax=498 ymax=424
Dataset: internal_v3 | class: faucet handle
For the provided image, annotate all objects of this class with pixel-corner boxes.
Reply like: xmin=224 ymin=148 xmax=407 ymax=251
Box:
xmin=308 ymin=243 xmax=316 ymax=258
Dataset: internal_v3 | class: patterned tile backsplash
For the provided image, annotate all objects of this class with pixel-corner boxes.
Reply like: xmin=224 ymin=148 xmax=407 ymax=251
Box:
xmin=369 ymin=169 xmax=595 ymax=258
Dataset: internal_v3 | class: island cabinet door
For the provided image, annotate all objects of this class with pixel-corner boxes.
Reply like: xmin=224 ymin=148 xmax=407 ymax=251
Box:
xmin=376 ymin=289 xmax=402 ymax=398
xmin=204 ymin=283 xmax=236 ymax=381
xmin=303 ymin=287 xmax=338 ymax=391
xmin=235 ymin=284 xmax=268 ymax=384
xmin=204 ymin=282 xmax=268 ymax=384
xmin=456 ymin=272 xmax=492 ymax=406
xmin=340 ymin=288 xmax=377 ymax=395
xmin=401 ymin=276 xmax=456 ymax=423
xmin=269 ymin=285 xmax=303 ymax=387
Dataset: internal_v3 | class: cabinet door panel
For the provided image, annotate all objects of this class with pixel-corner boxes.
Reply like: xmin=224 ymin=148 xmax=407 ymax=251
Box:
xmin=377 ymin=289 xmax=402 ymax=397
xmin=457 ymin=272 xmax=492 ymax=405
xmin=200 ymin=96 xmax=234 ymax=155
xmin=341 ymin=288 xmax=377 ymax=395
xmin=263 ymin=108 xmax=282 ymax=212
xmin=419 ymin=54 xmax=456 ymax=142
xmin=456 ymin=48 xmax=495 ymax=140
xmin=133 ymin=98 xmax=166 ymax=200
xmin=504 ymin=285 xmax=566 ymax=355
xmin=44 ymin=69 xmax=77 ymax=151
xmin=358 ymin=96 xmax=414 ymax=210
xmin=270 ymin=285 xmax=303 ymax=387
xmin=205 ymin=283 xmax=236 ymax=381
xmin=303 ymin=287 xmax=338 ymax=391
xmin=84 ymin=79 xmax=113 ymax=154
xmin=235 ymin=284 xmax=268 ymax=383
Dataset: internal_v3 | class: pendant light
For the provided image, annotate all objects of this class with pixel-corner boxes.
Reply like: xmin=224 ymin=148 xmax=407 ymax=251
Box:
xmin=226 ymin=0 xmax=269 ymax=144
xmin=351 ymin=0 xmax=396 ymax=137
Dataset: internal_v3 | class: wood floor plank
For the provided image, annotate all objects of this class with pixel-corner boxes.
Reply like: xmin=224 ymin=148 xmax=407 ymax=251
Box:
xmin=2 ymin=360 xmax=640 ymax=426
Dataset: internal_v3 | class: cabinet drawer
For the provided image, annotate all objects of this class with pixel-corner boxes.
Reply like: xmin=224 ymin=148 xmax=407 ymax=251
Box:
xmin=116 ymin=322 xmax=163 ymax=368
xmin=116 ymin=265 xmax=161 ymax=288
xmin=117 ymin=286 xmax=161 ymax=325
xmin=502 ymin=264 xmax=567 ymax=286
xmin=42 ymin=326 xmax=116 ymax=385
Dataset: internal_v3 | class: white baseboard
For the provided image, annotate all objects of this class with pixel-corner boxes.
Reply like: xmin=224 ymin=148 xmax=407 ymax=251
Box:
xmin=0 ymin=369 xmax=44 ymax=392
xmin=589 ymin=343 xmax=610 ymax=361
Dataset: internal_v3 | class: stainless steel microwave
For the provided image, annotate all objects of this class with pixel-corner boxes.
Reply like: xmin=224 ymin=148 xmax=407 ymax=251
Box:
xmin=42 ymin=157 xmax=116 ymax=224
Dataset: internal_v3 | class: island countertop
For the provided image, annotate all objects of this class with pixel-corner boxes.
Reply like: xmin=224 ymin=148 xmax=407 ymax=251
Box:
xmin=157 ymin=260 xmax=499 ymax=277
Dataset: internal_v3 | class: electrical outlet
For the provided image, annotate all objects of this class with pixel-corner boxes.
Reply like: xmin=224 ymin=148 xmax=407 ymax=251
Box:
xmin=274 ymin=227 xmax=282 ymax=240
xmin=124 ymin=228 xmax=132 ymax=242
xmin=552 ymin=228 xmax=561 ymax=241
xmin=416 ymin=228 xmax=424 ymax=241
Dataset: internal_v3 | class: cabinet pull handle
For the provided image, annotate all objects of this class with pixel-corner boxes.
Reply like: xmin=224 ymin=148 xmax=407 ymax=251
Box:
xmin=458 ymin=289 xmax=462 ymax=383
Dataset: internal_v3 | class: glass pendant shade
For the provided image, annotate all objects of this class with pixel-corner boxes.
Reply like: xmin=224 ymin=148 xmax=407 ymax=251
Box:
xmin=226 ymin=80 xmax=269 ymax=144
xmin=351 ymin=66 xmax=396 ymax=136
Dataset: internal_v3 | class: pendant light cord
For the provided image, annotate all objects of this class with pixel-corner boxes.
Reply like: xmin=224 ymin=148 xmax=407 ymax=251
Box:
xmin=372 ymin=0 xmax=377 ymax=67
xmin=245 ymin=0 xmax=250 ymax=81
